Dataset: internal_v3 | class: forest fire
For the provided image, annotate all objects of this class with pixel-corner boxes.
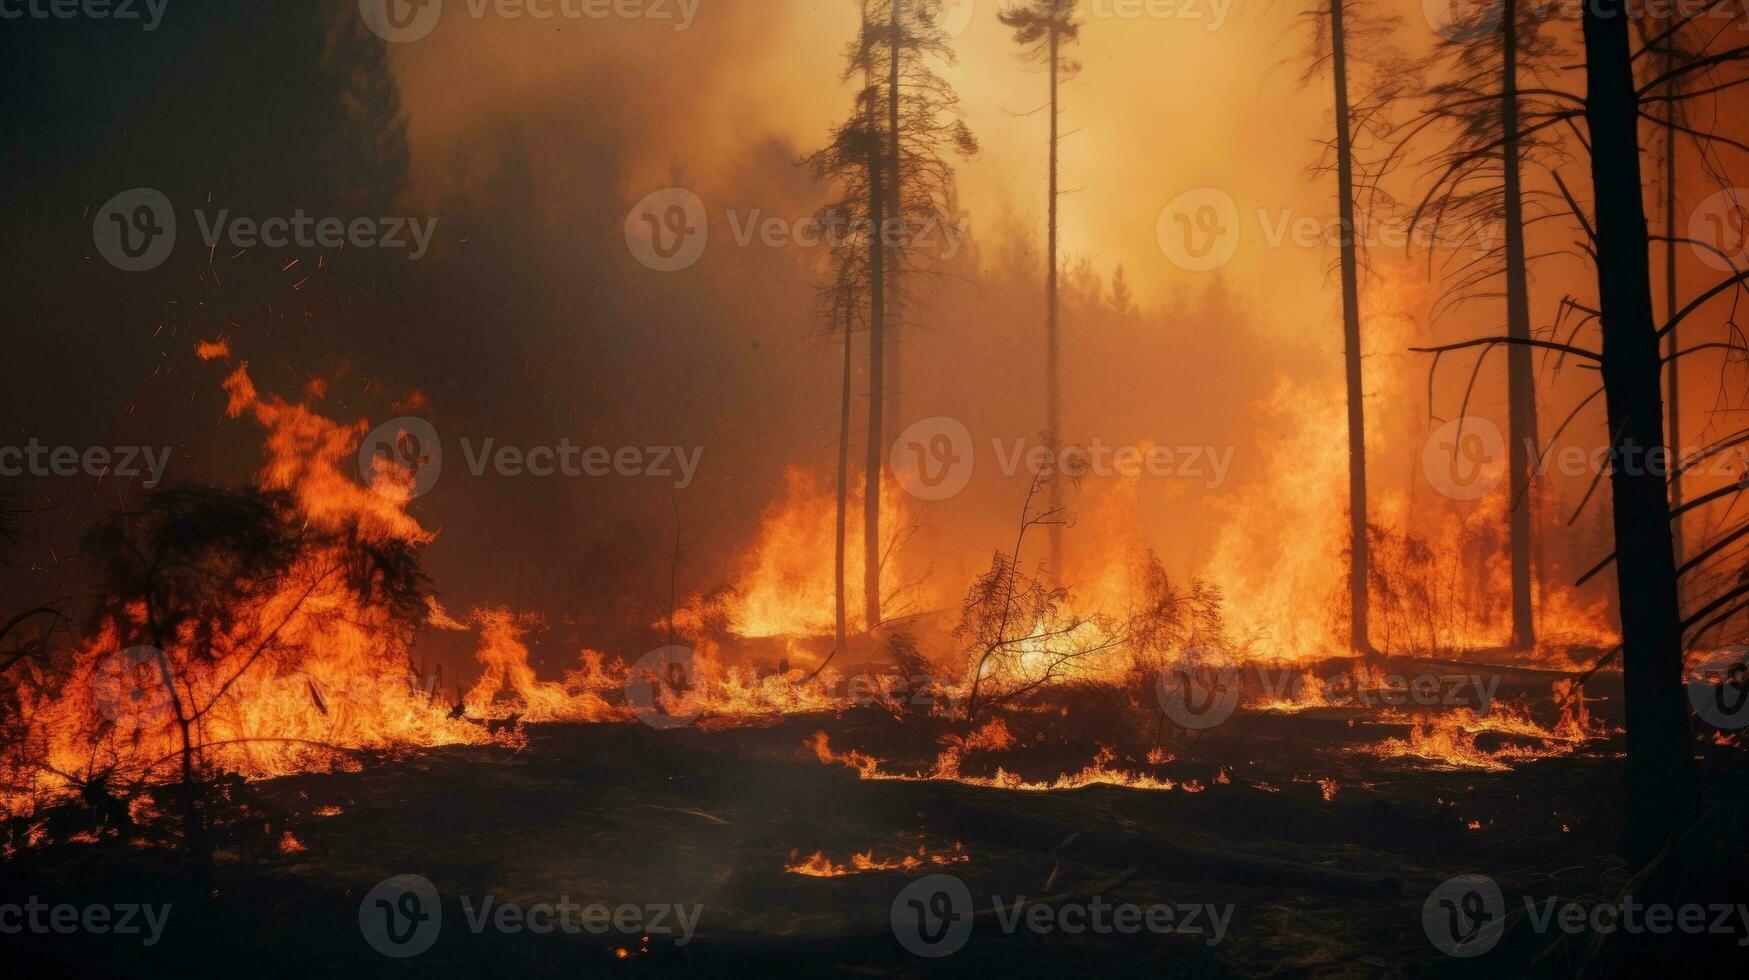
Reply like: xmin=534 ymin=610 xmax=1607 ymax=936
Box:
xmin=6 ymin=0 xmax=1749 ymax=976
xmin=784 ymin=841 xmax=969 ymax=877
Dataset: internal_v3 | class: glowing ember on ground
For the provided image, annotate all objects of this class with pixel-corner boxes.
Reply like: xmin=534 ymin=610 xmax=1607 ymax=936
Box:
xmin=784 ymin=841 xmax=969 ymax=877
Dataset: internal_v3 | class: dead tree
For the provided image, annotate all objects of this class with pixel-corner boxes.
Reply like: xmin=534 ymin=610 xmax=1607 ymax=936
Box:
xmin=1298 ymin=0 xmax=1413 ymax=656
xmin=958 ymin=475 xmax=1123 ymax=719
xmin=1401 ymin=0 xmax=1576 ymax=651
xmin=1001 ymin=0 xmax=1082 ymax=579
xmin=80 ymin=487 xmax=428 ymax=877
xmin=819 ymin=0 xmax=977 ymax=631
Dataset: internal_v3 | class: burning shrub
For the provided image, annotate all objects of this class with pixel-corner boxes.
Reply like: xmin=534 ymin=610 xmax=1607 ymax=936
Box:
xmin=0 ymin=481 xmax=488 ymax=866
xmin=955 ymin=479 xmax=1127 ymax=719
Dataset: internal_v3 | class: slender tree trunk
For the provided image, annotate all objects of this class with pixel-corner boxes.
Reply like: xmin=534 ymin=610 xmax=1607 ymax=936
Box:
xmin=1331 ymin=0 xmax=1371 ymax=655
xmin=1664 ymin=40 xmax=1683 ymax=568
xmin=1582 ymin=0 xmax=1698 ymax=862
xmin=176 ymin=717 xmax=207 ymax=875
xmin=837 ymin=306 xmax=853 ymax=656
xmin=886 ymin=0 xmax=906 ymax=460
xmin=865 ymin=93 xmax=887 ymax=632
xmin=1502 ymin=0 xmax=1538 ymax=650
xmin=1046 ymin=20 xmax=1064 ymax=578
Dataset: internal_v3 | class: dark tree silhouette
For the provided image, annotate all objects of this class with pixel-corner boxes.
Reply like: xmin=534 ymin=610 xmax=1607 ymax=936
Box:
xmin=1299 ymin=0 xmax=1413 ymax=655
xmin=1404 ymin=0 xmax=1576 ymax=651
xmin=80 ymin=487 xmax=428 ymax=876
xmin=1580 ymin=0 xmax=1697 ymax=863
xmin=1001 ymin=0 xmax=1082 ymax=579
xmin=824 ymin=0 xmax=977 ymax=631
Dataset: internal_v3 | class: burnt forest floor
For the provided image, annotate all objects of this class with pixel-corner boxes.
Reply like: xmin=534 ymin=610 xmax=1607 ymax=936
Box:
xmin=4 ymin=659 xmax=1747 ymax=978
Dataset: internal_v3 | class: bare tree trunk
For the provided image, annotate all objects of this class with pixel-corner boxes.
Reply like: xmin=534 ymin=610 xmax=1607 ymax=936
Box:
xmin=1663 ymin=39 xmax=1683 ymax=569
xmin=837 ymin=307 xmax=853 ymax=656
xmin=1331 ymin=0 xmax=1372 ymax=656
xmin=865 ymin=93 xmax=887 ymax=632
xmin=885 ymin=0 xmax=906 ymax=475
xmin=1046 ymin=19 xmax=1064 ymax=579
xmin=1582 ymin=0 xmax=1698 ymax=862
xmin=1502 ymin=0 xmax=1537 ymax=650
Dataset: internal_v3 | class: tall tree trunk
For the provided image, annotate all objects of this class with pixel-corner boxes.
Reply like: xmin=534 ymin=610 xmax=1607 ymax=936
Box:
xmin=1331 ymin=0 xmax=1371 ymax=655
xmin=886 ymin=0 xmax=906 ymax=466
xmin=1582 ymin=0 xmax=1698 ymax=862
xmin=1046 ymin=20 xmax=1063 ymax=578
xmin=865 ymin=93 xmax=887 ymax=632
xmin=1502 ymin=0 xmax=1538 ymax=650
xmin=1664 ymin=39 xmax=1683 ymax=568
xmin=837 ymin=306 xmax=853 ymax=657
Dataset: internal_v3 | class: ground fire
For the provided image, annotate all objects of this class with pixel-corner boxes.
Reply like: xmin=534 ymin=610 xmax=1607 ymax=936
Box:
xmin=3 ymin=2 xmax=1748 ymax=977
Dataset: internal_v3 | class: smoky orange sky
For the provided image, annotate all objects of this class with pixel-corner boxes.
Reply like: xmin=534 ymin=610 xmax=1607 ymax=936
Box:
xmin=375 ymin=0 xmax=1746 ymax=648
xmin=3 ymin=0 xmax=1747 ymax=666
